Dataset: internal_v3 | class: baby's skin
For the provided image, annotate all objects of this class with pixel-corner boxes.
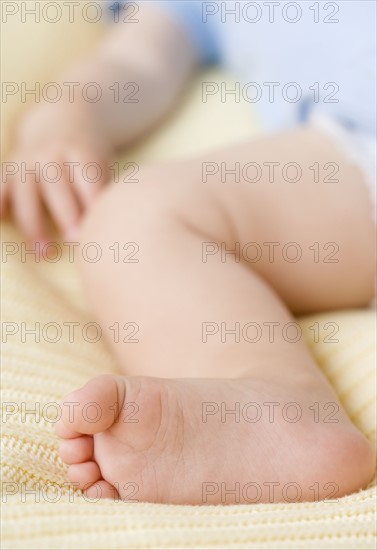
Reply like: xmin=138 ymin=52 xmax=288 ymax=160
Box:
xmin=2 ymin=5 xmax=375 ymax=504
xmin=53 ymin=128 xmax=375 ymax=504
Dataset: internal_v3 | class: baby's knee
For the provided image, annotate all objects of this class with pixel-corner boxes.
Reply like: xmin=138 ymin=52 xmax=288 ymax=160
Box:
xmin=80 ymin=169 xmax=167 ymax=240
xmin=80 ymin=162 xmax=216 ymax=245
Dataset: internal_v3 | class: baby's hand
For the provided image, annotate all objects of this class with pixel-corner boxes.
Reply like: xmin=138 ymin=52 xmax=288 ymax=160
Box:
xmin=1 ymin=101 xmax=110 ymax=244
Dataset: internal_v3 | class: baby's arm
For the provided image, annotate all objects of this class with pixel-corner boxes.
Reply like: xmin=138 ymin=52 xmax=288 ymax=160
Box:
xmin=2 ymin=5 xmax=198 ymax=243
xmin=69 ymin=6 xmax=198 ymax=150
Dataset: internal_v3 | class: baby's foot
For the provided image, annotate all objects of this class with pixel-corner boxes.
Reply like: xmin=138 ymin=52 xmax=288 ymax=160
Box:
xmin=56 ymin=374 xmax=375 ymax=504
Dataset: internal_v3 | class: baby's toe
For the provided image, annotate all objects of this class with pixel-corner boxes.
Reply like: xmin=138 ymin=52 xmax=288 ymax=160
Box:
xmin=84 ymin=480 xmax=119 ymax=501
xmin=55 ymin=418 xmax=82 ymax=439
xmin=59 ymin=435 xmax=93 ymax=465
xmin=68 ymin=461 xmax=102 ymax=490
xmin=60 ymin=375 xmax=126 ymax=435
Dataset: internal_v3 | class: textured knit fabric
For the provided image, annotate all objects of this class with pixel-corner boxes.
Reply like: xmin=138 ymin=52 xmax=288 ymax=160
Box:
xmin=1 ymin=219 xmax=376 ymax=548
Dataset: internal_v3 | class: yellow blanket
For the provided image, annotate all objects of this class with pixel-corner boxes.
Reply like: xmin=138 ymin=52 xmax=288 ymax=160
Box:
xmin=1 ymin=12 xmax=376 ymax=550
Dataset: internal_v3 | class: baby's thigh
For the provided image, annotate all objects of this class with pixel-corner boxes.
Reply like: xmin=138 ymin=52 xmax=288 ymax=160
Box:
xmin=80 ymin=128 xmax=375 ymax=315
xmin=198 ymin=126 xmax=376 ymax=313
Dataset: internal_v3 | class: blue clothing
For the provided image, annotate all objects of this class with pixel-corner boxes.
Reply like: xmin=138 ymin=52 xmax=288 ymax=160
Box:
xmin=108 ymin=1 xmax=376 ymax=139
xmin=133 ymin=1 xmax=376 ymax=139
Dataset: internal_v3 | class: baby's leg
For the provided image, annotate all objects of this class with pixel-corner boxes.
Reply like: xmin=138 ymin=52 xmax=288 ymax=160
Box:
xmin=56 ymin=127 xmax=375 ymax=504
xmin=76 ymin=126 xmax=375 ymax=378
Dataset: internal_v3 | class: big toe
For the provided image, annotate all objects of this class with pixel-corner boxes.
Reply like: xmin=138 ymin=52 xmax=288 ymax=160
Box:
xmin=60 ymin=375 xmax=126 ymax=435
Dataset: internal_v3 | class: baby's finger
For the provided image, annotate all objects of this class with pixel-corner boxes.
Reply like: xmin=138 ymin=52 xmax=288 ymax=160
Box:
xmin=68 ymin=151 xmax=108 ymax=209
xmin=39 ymin=159 xmax=81 ymax=240
xmin=11 ymin=166 xmax=49 ymax=245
